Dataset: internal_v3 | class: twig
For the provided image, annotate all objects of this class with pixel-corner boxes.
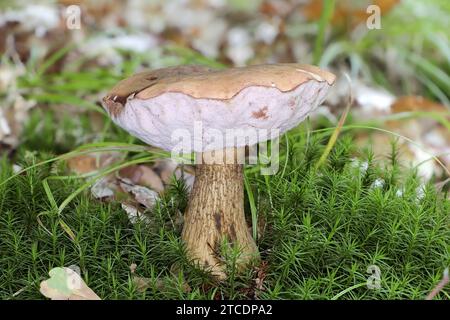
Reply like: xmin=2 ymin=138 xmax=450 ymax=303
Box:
xmin=12 ymin=286 xmax=27 ymax=298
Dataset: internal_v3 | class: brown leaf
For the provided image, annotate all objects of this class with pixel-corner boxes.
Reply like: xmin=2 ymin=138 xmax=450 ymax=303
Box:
xmin=68 ymin=152 xmax=121 ymax=175
xmin=67 ymin=155 xmax=97 ymax=174
xmin=119 ymin=165 xmax=164 ymax=193
xmin=129 ymin=263 xmax=168 ymax=293
xmin=391 ymin=96 xmax=450 ymax=115
xmin=119 ymin=165 xmax=143 ymax=184
xmin=303 ymin=0 xmax=399 ymax=29
xmin=152 ymin=159 xmax=178 ymax=185
xmin=132 ymin=276 xmax=152 ymax=293
xmin=255 ymin=261 xmax=269 ymax=292
xmin=138 ymin=165 xmax=165 ymax=193
xmin=152 ymin=159 xmax=195 ymax=190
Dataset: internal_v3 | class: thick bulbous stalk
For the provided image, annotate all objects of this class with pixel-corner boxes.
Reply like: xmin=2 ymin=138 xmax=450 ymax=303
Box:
xmin=181 ymin=148 xmax=259 ymax=279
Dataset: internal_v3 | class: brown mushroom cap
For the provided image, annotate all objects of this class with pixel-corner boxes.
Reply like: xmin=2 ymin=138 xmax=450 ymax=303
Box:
xmin=106 ymin=65 xmax=214 ymax=104
xmin=105 ymin=63 xmax=335 ymax=104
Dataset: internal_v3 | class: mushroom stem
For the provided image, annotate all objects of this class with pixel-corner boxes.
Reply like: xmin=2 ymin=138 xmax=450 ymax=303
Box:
xmin=182 ymin=149 xmax=259 ymax=279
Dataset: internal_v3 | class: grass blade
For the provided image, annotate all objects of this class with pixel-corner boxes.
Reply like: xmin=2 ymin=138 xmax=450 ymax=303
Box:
xmin=313 ymin=0 xmax=335 ymax=65
xmin=315 ymin=73 xmax=353 ymax=170
xmin=244 ymin=171 xmax=258 ymax=241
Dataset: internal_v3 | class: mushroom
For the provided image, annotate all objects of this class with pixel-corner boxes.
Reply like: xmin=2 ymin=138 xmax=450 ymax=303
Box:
xmin=102 ymin=64 xmax=336 ymax=278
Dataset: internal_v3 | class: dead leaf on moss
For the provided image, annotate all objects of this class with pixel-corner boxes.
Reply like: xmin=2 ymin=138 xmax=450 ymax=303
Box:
xmin=129 ymin=263 xmax=164 ymax=293
xmin=119 ymin=178 xmax=159 ymax=209
xmin=255 ymin=261 xmax=269 ymax=292
xmin=40 ymin=267 xmax=100 ymax=300
xmin=91 ymin=176 xmax=115 ymax=199
xmin=121 ymin=202 xmax=150 ymax=224
xmin=132 ymin=276 xmax=153 ymax=293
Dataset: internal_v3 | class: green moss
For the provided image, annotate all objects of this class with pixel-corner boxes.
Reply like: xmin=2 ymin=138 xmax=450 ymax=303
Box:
xmin=0 ymin=118 xmax=448 ymax=300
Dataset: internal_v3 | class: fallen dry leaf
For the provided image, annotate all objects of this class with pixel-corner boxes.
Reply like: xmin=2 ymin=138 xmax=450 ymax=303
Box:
xmin=152 ymin=159 xmax=178 ymax=185
xmin=119 ymin=165 xmax=164 ymax=193
xmin=303 ymin=0 xmax=399 ymax=29
xmin=132 ymin=276 xmax=154 ymax=293
xmin=68 ymin=152 xmax=122 ymax=175
xmin=119 ymin=178 xmax=159 ymax=209
xmin=129 ymin=262 xmax=164 ymax=293
xmin=138 ymin=165 xmax=165 ymax=192
xmin=255 ymin=261 xmax=269 ymax=292
xmin=391 ymin=95 xmax=450 ymax=115
xmin=238 ymin=261 xmax=269 ymax=299
xmin=121 ymin=202 xmax=150 ymax=224
xmin=91 ymin=176 xmax=115 ymax=199
xmin=67 ymin=155 xmax=98 ymax=174
xmin=152 ymin=159 xmax=195 ymax=190
xmin=40 ymin=267 xmax=100 ymax=300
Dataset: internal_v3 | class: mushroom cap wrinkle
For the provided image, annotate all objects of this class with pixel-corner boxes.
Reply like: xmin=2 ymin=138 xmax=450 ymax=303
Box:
xmin=103 ymin=63 xmax=336 ymax=153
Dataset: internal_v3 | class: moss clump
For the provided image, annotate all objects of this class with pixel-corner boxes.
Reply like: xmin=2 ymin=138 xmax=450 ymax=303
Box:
xmin=0 ymin=114 xmax=448 ymax=300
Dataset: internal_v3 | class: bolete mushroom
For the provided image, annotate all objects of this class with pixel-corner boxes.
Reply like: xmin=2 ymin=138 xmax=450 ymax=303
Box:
xmin=102 ymin=64 xmax=335 ymax=278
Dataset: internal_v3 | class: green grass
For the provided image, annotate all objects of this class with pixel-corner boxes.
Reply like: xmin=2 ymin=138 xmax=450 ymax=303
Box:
xmin=316 ymin=0 xmax=450 ymax=105
xmin=313 ymin=0 xmax=335 ymax=65
xmin=0 ymin=112 xmax=448 ymax=300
